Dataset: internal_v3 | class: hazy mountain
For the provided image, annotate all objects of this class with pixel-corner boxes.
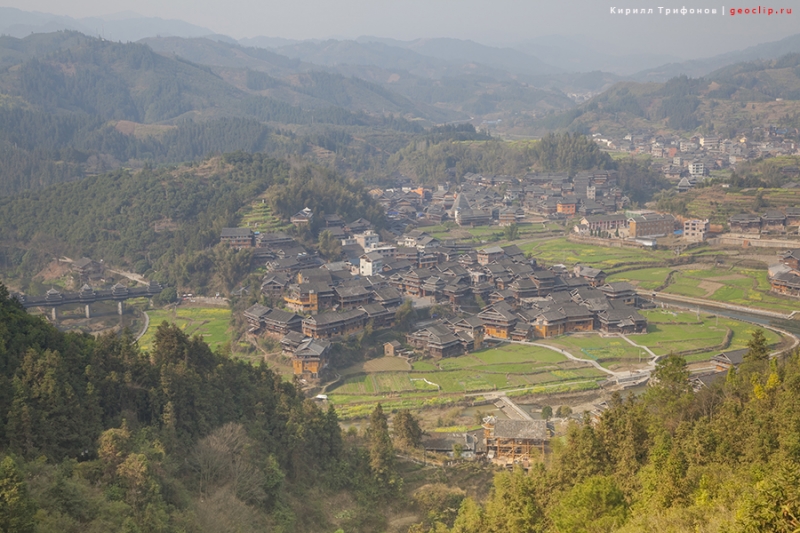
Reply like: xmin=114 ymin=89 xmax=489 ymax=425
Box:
xmin=0 ymin=7 xmax=218 ymax=42
xmin=239 ymin=36 xmax=304 ymax=49
xmin=514 ymin=35 xmax=681 ymax=76
xmin=532 ymin=53 xmax=800 ymax=136
xmin=270 ymin=39 xmax=469 ymax=78
xmin=0 ymin=33 xmax=460 ymax=124
xmin=139 ymin=36 xmax=574 ymax=121
xmin=356 ymin=36 xmax=562 ymax=76
xmin=141 ymin=36 xmax=308 ymax=76
xmin=633 ymin=32 xmax=800 ymax=82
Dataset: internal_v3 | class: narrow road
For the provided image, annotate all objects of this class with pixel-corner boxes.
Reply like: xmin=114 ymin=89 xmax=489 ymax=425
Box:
xmin=646 ymin=291 xmax=800 ymax=357
xmin=135 ymin=311 xmax=150 ymax=342
xmin=615 ymin=334 xmax=658 ymax=363
xmin=643 ymin=290 xmax=797 ymax=320
xmin=507 ymin=339 xmax=623 ymax=377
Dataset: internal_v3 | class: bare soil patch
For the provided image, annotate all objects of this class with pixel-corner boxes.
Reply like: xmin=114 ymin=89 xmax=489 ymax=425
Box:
xmin=698 ymin=280 xmax=724 ymax=297
xmin=34 ymin=260 xmax=71 ymax=283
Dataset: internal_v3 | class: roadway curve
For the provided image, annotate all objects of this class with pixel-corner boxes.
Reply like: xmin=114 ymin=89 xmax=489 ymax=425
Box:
xmin=507 ymin=339 xmax=626 ymax=377
xmin=135 ymin=311 xmax=150 ymax=343
xmin=644 ymin=290 xmax=800 ymax=357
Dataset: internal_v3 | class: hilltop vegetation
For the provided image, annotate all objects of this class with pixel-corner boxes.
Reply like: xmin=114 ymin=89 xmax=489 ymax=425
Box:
xmin=0 ymin=33 xmax=424 ymax=194
xmin=412 ymin=340 xmax=800 ymax=533
xmin=0 ymin=285 xmax=398 ymax=533
xmin=538 ymin=54 xmax=800 ymax=136
xmin=385 ymin=132 xmax=614 ymax=184
xmin=0 ymin=153 xmax=382 ymax=294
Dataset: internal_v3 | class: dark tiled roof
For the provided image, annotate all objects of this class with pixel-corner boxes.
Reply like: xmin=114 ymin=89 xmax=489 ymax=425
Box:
xmin=493 ymin=419 xmax=547 ymax=440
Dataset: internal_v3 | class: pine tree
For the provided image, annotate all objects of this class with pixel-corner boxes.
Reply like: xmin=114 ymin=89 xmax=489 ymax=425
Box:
xmin=368 ymin=404 xmax=398 ymax=491
xmin=745 ymin=328 xmax=770 ymax=363
xmin=393 ymin=409 xmax=423 ymax=449
xmin=0 ymin=456 xmax=36 ymax=533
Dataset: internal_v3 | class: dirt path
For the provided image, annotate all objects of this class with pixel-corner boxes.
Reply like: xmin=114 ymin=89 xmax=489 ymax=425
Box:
xmin=507 ymin=339 xmax=623 ymax=377
xmin=135 ymin=311 xmax=150 ymax=342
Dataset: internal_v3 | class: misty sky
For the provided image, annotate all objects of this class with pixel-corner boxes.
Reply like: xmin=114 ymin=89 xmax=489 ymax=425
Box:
xmin=1 ymin=0 xmax=798 ymax=58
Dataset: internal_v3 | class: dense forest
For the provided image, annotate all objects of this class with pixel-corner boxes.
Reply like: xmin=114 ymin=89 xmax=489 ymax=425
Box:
xmin=3 ymin=281 xmax=800 ymax=532
xmin=0 ymin=34 xmax=425 ymax=195
xmin=535 ymin=53 xmax=800 ymax=135
xmin=0 ymin=153 xmax=383 ymax=294
xmin=0 ymin=284 xmax=405 ymax=532
xmin=408 ymin=332 xmax=800 ymax=533
xmin=384 ymin=132 xmax=614 ymax=184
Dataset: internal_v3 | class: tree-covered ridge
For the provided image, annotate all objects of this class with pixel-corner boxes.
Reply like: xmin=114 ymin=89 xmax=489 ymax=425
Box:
xmin=0 ymin=284 xmax=409 ymax=532
xmin=537 ymin=53 xmax=800 ymax=135
xmin=385 ymin=132 xmax=614 ymax=184
xmin=0 ymin=107 xmax=288 ymax=194
xmin=414 ymin=335 xmax=800 ymax=533
xmin=0 ymin=33 xmax=425 ymax=194
xmin=0 ymin=36 xmax=428 ymax=128
xmin=0 ymin=153 xmax=386 ymax=293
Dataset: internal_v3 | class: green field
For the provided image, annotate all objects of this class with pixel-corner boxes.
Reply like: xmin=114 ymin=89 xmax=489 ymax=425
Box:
xmin=521 ymin=238 xmax=673 ymax=268
xmin=139 ymin=306 xmax=232 ymax=352
xmin=328 ymin=342 xmax=606 ymax=418
xmin=606 ymin=267 xmax=673 ymax=290
xmin=237 ymin=198 xmax=292 ymax=233
xmin=637 ymin=309 xmax=781 ymax=356
xmin=425 ymin=222 xmax=563 ymax=243
xmin=327 ymin=309 xmax=787 ymax=418
xmin=610 ymin=265 xmax=800 ymax=314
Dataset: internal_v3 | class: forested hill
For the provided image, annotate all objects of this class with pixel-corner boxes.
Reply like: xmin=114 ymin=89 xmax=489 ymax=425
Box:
xmin=0 ymin=153 xmax=384 ymax=293
xmin=0 ymin=32 xmax=426 ymax=195
xmin=413 ymin=336 xmax=800 ymax=533
xmin=0 ymin=283 xmax=385 ymax=532
xmin=0 ymin=32 xmax=440 ymax=124
xmin=537 ymin=53 xmax=800 ymax=135
xmin=384 ymin=132 xmax=614 ymax=183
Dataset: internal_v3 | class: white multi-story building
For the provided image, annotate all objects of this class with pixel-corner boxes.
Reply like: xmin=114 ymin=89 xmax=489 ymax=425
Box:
xmin=684 ymin=219 xmax=709 ymax=242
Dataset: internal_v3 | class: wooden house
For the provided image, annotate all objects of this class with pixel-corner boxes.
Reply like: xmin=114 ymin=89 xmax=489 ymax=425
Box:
xmin=483 ymin=417 xmax=547 ymax=468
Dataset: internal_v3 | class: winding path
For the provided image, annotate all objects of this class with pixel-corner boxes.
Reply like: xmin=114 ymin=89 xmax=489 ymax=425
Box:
xmin=507 ymin=339 xmax=625 ymax=377
xmin=135 ymin=310 xmax=150 ymax=342
xmin=646 ymin=291 xmax=800 ymax=357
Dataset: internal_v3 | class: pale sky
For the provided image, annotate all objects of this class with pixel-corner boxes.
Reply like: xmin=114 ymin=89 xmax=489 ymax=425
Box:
xmin=1 ymin=0 xmax=798 ymax=58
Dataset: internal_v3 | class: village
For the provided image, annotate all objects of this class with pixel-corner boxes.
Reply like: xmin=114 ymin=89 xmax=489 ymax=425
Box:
xmin=224 ymin=165 xmax=800 ymax=469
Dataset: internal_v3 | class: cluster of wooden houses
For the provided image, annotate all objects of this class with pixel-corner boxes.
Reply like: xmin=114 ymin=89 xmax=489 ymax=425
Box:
xmin=367 ymin=170 xmax=629 ymax=228
xmin=243 ymin=232 xmax=649 ymax=381
xmin=769 ymin=249 xmax=800 ymax=296
xmin=729 ymin=208 xmax=800 ymax=235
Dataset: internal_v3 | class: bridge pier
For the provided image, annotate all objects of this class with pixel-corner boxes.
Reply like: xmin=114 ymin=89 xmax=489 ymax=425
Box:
xmin=117 ymin=301 xmax=124 ymax=316
xmin=85 ymin=304 xmax=91 ymax=319
xmin=51 ymin=307 xmax=58 ymax=322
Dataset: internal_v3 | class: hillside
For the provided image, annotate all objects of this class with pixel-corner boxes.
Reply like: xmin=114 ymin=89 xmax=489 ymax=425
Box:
xmin=634 ymin=32 xmax=800 ymax=82
xmin=0 ymin=286 xmax=376 ymax=533
xmin=0 ymin=32 xmax=436 ymax=194
xmin=0 ymin=152 xmax=387 ymax=294
xmin=536 ymin=55 xmax=800 ymax=136
xmin=141 ymin=36 xmax=576 ymax=122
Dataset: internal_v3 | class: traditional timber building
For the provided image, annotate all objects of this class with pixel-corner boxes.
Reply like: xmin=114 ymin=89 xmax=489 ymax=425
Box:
xmin=302 ymin=309 xmax=368 ymax=339
xmin=483 ymin=417 xmax=548 ymax=468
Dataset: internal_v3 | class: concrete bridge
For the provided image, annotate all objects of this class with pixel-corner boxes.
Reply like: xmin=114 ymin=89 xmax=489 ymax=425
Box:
xmin=14 ymin=281 xmax=163 ymax=321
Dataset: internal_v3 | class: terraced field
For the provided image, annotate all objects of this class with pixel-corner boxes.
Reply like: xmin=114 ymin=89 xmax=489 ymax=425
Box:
xmin=238 ymin=197 xmax=292 ymax=233
xmin=521 ymin=238 xmax=674 ymax=268
xmin=328 ymin=343 xmax=607 ymax=418
xmin=609 ymin=265 xmax=800 ymax=314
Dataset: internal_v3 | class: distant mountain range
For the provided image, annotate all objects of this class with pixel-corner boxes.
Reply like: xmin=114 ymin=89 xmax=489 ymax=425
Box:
xmin=632 ymin=33 xmax=800 ymax=82
xmin=0 ymin=7 xmax=217 ymax=42
xmin=4 ymin=5 xmax=800 ymax=82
